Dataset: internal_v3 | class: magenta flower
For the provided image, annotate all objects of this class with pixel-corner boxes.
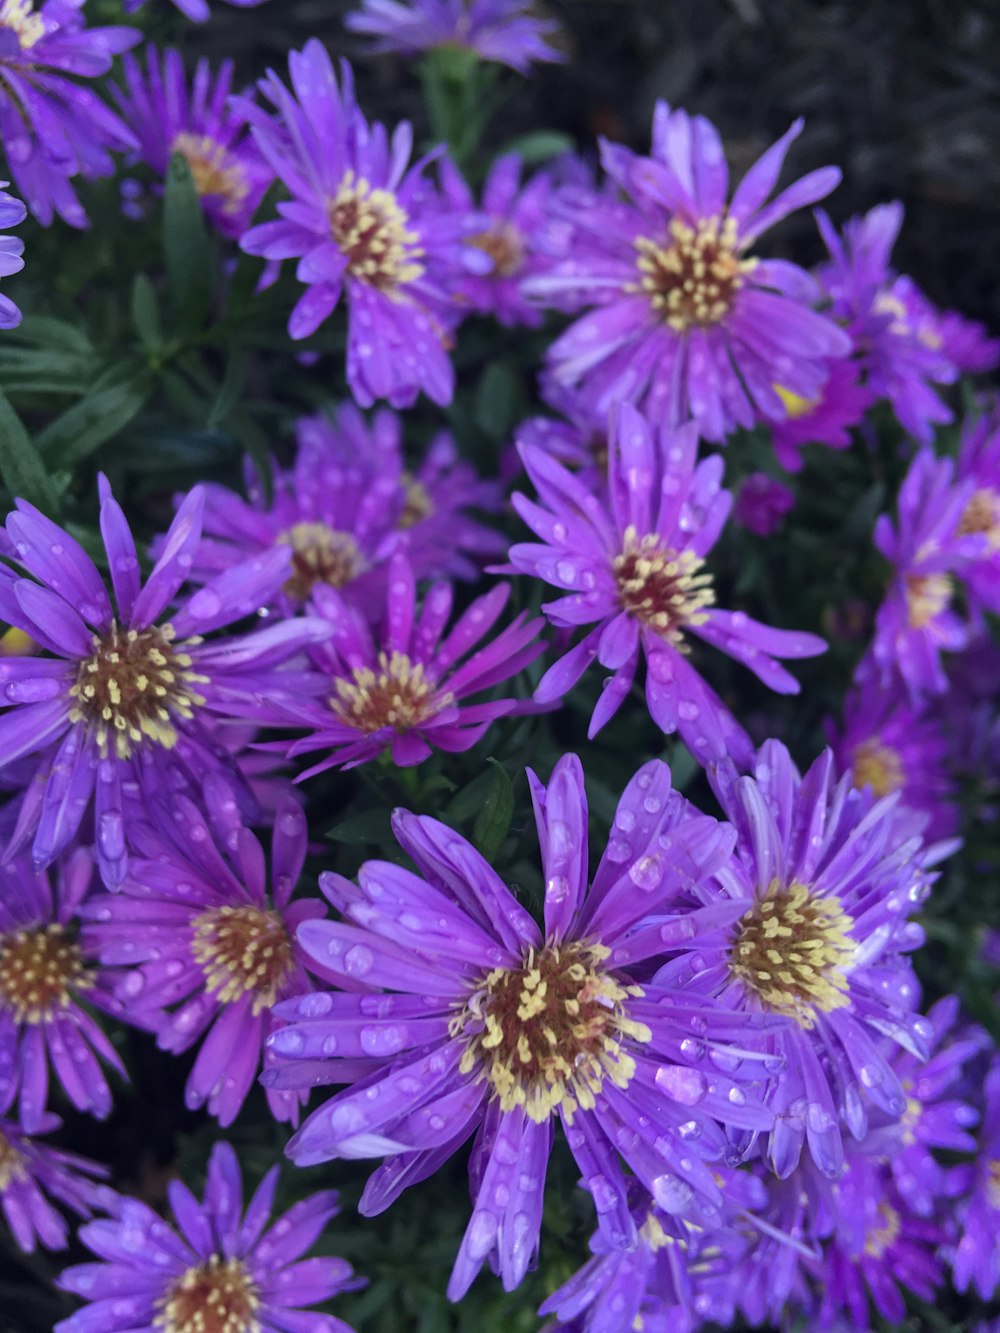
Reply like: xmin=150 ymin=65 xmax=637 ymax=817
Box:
xmin=733 ymin=473 xmax=795 ymax=537
xmin=951 ymin=1056 xmax=1000 ymax=1301
xmin=956 ymin=405 xmax=1000 ymax=618
xmin=269 ymin=553 xmax=545 ymax=773
xmin=0 ymin=177 xmax=24 ymax=327
xmin=56 ymin=1140 xmax=361 ymax=1333
xmin=525 ymin=105 xmax=849 ymax=441
xmin=266 ymin=753 xmax=777 ymax=1302
xmin=238 ymin=42 xmax=486 ymax=406
xmin=112 ymin=46 xmax=273 ymax=239
xmin=82 ymin=790 xmax=325 ymax=1127
xmin=345 ymin=0 xmax=564 ymax=74
xmin=0 ymin=477 xmax=329 ymax=886
xmin=770 ymin=356 xmax=875 ymax=473
xmin=0 ymin=1111 xmax=113 ymax=1253
xmin=508 ymin=404 xmax=825 ymax=764
xmin=0 ymin=2 xmax=139 ymax=228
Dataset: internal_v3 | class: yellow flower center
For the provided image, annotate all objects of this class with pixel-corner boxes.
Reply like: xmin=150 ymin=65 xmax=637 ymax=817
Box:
xmin=863 ymin=1201 xmax=901 ymax=1258
xmin=331 ymin=651 xmax=447 ymax=734
xmin=68 ymin=622 xmax=208 ymax=761
xmin=398 ymin=474 xmax=434 ymax=529
xmin=328 ymin=172 xmax=425 ymax=292
xmin=851 ymin=739 xmax=904 ymax=799
xmin=958 ymin=487 xmax=1000 ymax=549
xmin=171 ymin=133 xmax=250 ymax=216
xmin=0 ymin=1130 xmax=27 ymax=1191
xmin=987 ymin=1160 xmax=1000 ymax=1209
xmin=278 ymin=522 xmax=365 ymax=600
xmin=728 ymin=881 xmax=856 ymax=1028
xmin=0 ymin=0 xmax=43 ymax=49
xmin=468 ymin=220 xmax=525 ymax=277
xmin=191 ymin=905 xmax=294 ymax=1016
xmin=900 ymin=1092 xmax=921 ymax=1147
xmin=613 ymin=525 xmax=715 ymax=647
xmin=454 ymin=940 xmax=651 ymax=1124
xmin=157 ymin=1256 xmax=260 ymax=1333
xmin=773 ymin=384 xmax=820 ymax=420
xmin=905 ymin=573 xmax=951 ymax=629
xmin=632 ymin=214 xmax=756 ymax=332
xmin=0 ymin=924 xmax=91 ymax=1024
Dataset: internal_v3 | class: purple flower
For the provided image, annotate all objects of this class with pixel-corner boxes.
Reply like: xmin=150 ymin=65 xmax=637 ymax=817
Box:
xmin=82 ymin=789 xmax=325 ymax=1127
xmin=951 ymin=1056 xmax=1000 ymax=1300
xmin=124 ymin=0 xmax=269 ymax=19
xmin=817 ymin=203 xmax=960 ymax=445
xmin=0 ymin=1112 xmax=112 ymax=1253
xmin=955 ymin=405 xmax=1000 ymax=618
xmin=0 ymin=177 xmax=24 ymax=327
xmin=936 ymin=307 xmax=1000 ymax=375
xmin=238 ymin=42 xmax=485 ymax=406
xmin=508 ymin=404 xmax=825 ymax=764
xmin=112 ymin=46 xmax=273 ymax=239
xmin=0 ymin=2 xmax=139 ymax=229
xmin=525 ymin=105 xmax=849 ymax=442
xmin=514 ymin=389 xmax=610 ymax=497
xmin=271 ymin=553 xmax=545 ymax=773
xmin=344 ymin=0 xmax=564 ymax=74
xmin=733 ymin=472 xmax=795 ymax=537
xmin=770 ymin=356 xmax=875 ymax=473
xmin=265 ymin=753 xmax=779 ymax=1301
xmin=0 ymin=845 xmax=125 ymax=1131
xmin=0 ymin=476 xmax=329 ymax=886
xmin=56 ymin=1139 xmax=361 ymax=1333
xmin=654 ymin=740 xmax=942 ymax=1180
xmin=871 ymin=449 xmax=981 ymax=701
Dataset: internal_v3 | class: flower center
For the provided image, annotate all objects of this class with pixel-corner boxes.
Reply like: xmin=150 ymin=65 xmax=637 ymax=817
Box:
xmin=905 ymin=573 xmax=951 ymax=629
xmin=158 ymin=1255 xmax=260 ymax=1333
xmin=728 ymin=881 xmax=856 ymax=1028
xmin=0 ymin=1130 xmax=26 ymax=1191
xmin=863 ymin=1201 xmax=901 ymax=1258
xmin=398 ymin=474 xmax=434 ymax=529
xmin=958 ymin=487 xmax=1000 ymax=549
xmin=773 ymin=384 xmax=820 ymax=420
xmin=0 ymin=0 xmax=44 ymax=50
xmin=850 ymin=739 xmax=903 ymax=799
xmin=331 ymin=651 xmax=446 ymax=734
xmin=468 ymin=220 xmax=525 ymax=277
xmin=191 ymin=906 xmax=294 ymax=1016
xmin=171 ymin=133 xmax=249 ymax=216
xmin=900 ymin=1094 xmax=921 ymax=1147
xmin=986 ymin=1160 xmax=1000 ymax=1209
xmin=328 ymin=172 xmax=425 ymax=292
xmin=0 ymin=925 xmax=91 ymax=1024
xmin=633 ymin=215 xmax=756 ymax=331
xmin=278 ymin=522 xmax=365 ymax=600
xmin=455 ymin=940 xmax=651 ymax=1124
xmin=68 ymin=622 xmax=208 ymax=761
xmin=613 ymin=525 xmax=715 ymax=646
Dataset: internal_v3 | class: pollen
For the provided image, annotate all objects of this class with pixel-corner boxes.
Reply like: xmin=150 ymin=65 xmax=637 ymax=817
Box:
xmin=454 ymin=940 xmax=651 ymax=1124
xmin=905 ymin=573 xmax=951 ymax=629
xmin=728 ymin=880 xmax=856 ymax=1028
xmin=0 ymin=924 xmax=91 ymax=1025
xmin=157 ymin=1255 xmax=261 ymax=1333
xmin=0 ymin=1129 xmax=27 ymax=1191
xmin=191 ymin=905 xmax=294 ymax=1016
xmin=862 ymin=1201 xmax=901 ymax=1258
xmin=613 ymin=524 xmax=715 ymax=647
xmin=277 ymin=522 xmax=365 ymax=600
xmin=468 ymin=220 xmax=525 ymax=278
xmin=171 ymin=133 xmax=250 ymax=216
xmin=632 ymin=214 xmax=756 ymax=332
xmin=331 ymin=651 xmax=447 ymax=734
xmin=398 ymin=474 xmax=434 ymax=529
xmin=958 ymin=486 xmax=1000 ymax=549
xmin=773 ymin=384 xmax=820 ymax=420
xmin=0 ymin=0 xmax=44 ymax=49
xmin=851 ymin=738 xmax=904 ymax=799
xmin=328 ymin=171 xmax=425 ymax=293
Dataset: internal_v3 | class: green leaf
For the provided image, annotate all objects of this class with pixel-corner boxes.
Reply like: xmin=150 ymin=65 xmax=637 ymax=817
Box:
xmin=8 ymin=314 xmax=94 ymax=355
xmin=474 ymin=361 xmax=525 ymax=441
xmin=130 ymin=273 xmax=162 ymax=350
xmin=325 ymin=808 xmax=393 ymax=845
xmin=164 ymin=153 xmax=213 ymax=335
xmin=499 ymin=130 xmax=576 ymax=165
xmin=0 ymin=388 xmax=59 ymax=511
xmin=36 ymin=373 xmax=154 ymax=469
xmin=207 ymin=349 xmax=248 ymax=429
xmin=472 ymin=759 xmax=515 ymax=862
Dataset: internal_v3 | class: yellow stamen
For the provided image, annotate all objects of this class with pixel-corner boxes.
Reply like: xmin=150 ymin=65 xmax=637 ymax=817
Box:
xmin=851 ymin=739 xmax=904 ymax=799
xmin=191 ymin=905 xmax=294 ymax=1016
xmin=613 ymin=524 xmax=715 ymax=648
xmin=0 ymin=924 xmax=91 ymax=1025
xmin=156 ymin=1255 xmax=261 ymax=1333
xmin=328 ymin=171 xmax=425 ymax=293
xmin=171 ymin=132 xmax=250 ymax=216
xmin=332 ymin=650 xmax=448 ymax=734
xmin=630 ymin=214 xmax=756 ymax=332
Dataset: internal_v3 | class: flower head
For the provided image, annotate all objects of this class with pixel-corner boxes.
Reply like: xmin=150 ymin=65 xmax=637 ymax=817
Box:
xmin=345 ymin=0 xmax=564 ymax=74
xmin=56 ymin=1139 xmax=361 ymax=1333
xmin=0 ymin=476 xmax=329 ymax=886
xmin=951 ymin=1056 xmax=1000 ymax=1300
xmin=733 ymin=473 xmax=795 ymax=537
xmin=526 ymin=105 xmax=849 ymax=441
xmin=0 ymin=1111 xmax=113 ymax=1253
xmin=509 ymin=404 xmax=825 ymax=763
xmin=112 ymin=46 xmax=273 ymax=239
xmin=770 ymin=356 xmax=874 ymax=473
xmin=266 ymin=753 xmax=778 ymax=1301
xmin=956 ymin=405 xmax=1000 ymax=618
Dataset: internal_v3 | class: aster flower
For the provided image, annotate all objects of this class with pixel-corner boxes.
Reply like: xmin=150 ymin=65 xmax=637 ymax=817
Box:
xmin=112 ymin=46 xmax=273 ymax=240
xmin=936 ymin=307 xmax=1000 ymax=375
xmin=770 ymin=356 xmax=875 ymax=473
xmin=344 ymin=0 xmax=564 ymax=74
xmin=951 ymin=1056 xmax=1000 ymax=1300
xmin=0 ymin=1 xmax=139 ymax=229
xmin=0 ymin=177 xmax=24 ymax=327
xmin=265 ymin=753 xmax=779 ymax=1301
xmin=82 ymin=788 xmax=325 ymax=1127
xmin=816 ymin=203 xmax=961 ymax=445
xmin=654 ymin=740 xmax=943 ymax=1180
xmin=871 ymin=449 xmax=981 ymax=701
xmin=123 ymin=0 xmax=269 ymax=19
xmin=56 ymin=1139 xmax=361 ymax=1333
xmin=0 ymin=1111 xmax=113 ymax=1253
xmin=525 ymin=104 xmax=850 ymax=442
xmin=514 ymin=382 xmax=611 ymax=495
xmin=0 ymin=845 xmax=125 ymax=1131
xmin=956 ymin=406 xmax=1000 ymax=618
xmin=0 ymin=476 xmax=329 ymax=886
xmin=238 ymin=42 xmax=487 ymax=407
xmin=733 ymin=472 xmax=795 ymax=537
xmin=269 ymin=553 xmax=545 ymax=773
xmin=508 ymin=404 xmax=825 ymax=763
